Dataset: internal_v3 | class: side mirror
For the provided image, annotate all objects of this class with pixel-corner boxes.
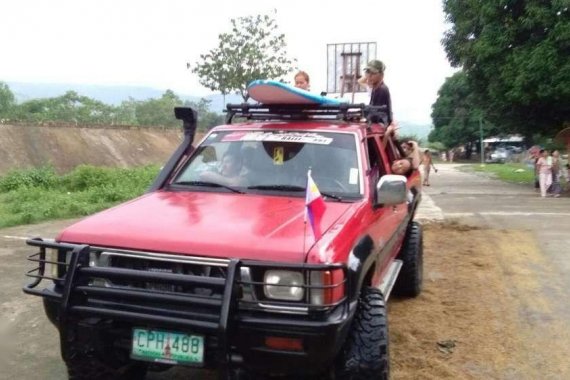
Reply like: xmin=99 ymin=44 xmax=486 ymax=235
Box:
xmin=375 ymin=174 xmax=408 ymax=207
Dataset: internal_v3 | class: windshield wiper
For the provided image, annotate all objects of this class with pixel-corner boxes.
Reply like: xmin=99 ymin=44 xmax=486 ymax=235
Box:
xmin=319 ymin=191 xmax=344 ymax=201
xmin=247 ymin=184 xmax=344 ymax=201
xmin=247 ymin=184 xmax=306 ymax=191
xmin=173 ymin=180 xmax=245 ymax=194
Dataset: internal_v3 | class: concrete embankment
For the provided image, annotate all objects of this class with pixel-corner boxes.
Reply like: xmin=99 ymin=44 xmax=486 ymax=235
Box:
xmin=0 ymin=123 xmax=184 ymax=174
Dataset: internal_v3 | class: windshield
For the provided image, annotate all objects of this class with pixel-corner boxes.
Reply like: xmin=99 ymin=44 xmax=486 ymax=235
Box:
xmin=172 ymin=130 xmax=362 ymax=199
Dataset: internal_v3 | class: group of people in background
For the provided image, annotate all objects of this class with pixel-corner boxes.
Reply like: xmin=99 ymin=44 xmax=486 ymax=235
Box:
xmin=535 ymin=149 xmax=564 ymax=198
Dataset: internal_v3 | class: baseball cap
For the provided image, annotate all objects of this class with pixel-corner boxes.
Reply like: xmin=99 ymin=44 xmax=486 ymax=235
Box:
xmin=364 ymin=60 xmax=386 ymax=74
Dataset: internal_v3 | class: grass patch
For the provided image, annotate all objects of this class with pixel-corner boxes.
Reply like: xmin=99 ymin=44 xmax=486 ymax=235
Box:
xmin=0 ymin=165 xmax=160 ymax=228
xmin=462 ymin=163 xmax=535 ymax=184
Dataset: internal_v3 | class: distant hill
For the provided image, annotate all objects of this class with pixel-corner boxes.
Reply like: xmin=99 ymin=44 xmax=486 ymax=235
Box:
xmin=6 ymin=81 xmax=248 ymax=114
xmin=5 ymin=83 xmax=433 ymax=135
xmin=398 ymin=121 xmax=431 ymax=142
xmin=6 ymin=81 xmax=200 ymax=106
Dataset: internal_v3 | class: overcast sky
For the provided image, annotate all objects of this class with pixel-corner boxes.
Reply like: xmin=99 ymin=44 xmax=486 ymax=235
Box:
xmin=1 ymin=0 xmax=456 ymax=123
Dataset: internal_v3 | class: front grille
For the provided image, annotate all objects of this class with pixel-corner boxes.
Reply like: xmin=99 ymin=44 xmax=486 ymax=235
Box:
xmin=24 ymin=241 xmax=349 ymax=323
xmin=91 ymin=249 xmax=228 ymax=297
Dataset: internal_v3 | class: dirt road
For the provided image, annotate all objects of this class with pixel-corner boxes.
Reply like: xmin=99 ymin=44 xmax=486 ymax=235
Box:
xmin=1 ymin=164 xmax=569 ymax=379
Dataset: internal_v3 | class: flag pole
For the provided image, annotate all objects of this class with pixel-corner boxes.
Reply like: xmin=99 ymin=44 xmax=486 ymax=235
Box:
xmin=303 ymin=168 xmax=310 ymax=254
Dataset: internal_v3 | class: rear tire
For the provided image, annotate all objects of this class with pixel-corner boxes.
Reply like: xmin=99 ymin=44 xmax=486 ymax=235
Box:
xmin=393 ymin=221 xmax=423 ymax=297
xmin=334 ymin=287 xmax=389 ymax=380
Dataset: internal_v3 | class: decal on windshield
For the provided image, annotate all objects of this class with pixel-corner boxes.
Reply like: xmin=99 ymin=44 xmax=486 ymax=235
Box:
xmin=349 ymin=168 xmax=359 ymax=185
xmin=273 ymin=147 xmax=284 ymax=165
xmin=222 ymin=132 xmax=333 ymax=145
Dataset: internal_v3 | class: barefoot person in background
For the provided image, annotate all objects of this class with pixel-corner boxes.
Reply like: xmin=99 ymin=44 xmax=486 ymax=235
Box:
xmin=536 ymin=149 xmax=552 ymax=198
xmin=549 ymin=150 xmax=562 ymax=197
xmin=421 ymin=149 xmax=438 ymax=186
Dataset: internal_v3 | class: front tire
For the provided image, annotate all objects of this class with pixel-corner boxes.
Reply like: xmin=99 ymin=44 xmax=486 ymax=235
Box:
xmin=334 ymin=287 xmax=389 ymax=380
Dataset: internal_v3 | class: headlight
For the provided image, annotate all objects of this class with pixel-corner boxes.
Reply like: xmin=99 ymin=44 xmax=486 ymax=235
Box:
xmin=47 ymin=248 xmax=59 ymax=278
xmin=264 ymin=270 xmax=304 ymax=301
xmin=89 ymin=251 xmax=111 ymax=267
xmin=46 ymin=248 xmax=72 ymax=282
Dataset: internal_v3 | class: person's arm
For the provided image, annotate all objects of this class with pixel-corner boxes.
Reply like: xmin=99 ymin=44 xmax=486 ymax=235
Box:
xmin=381 ymin=124 xmax=398 ymax=149
xmin=409 ymin=141 xmax=421 ymax=169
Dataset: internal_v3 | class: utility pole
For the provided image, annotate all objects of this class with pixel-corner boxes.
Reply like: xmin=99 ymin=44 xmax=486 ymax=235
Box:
xmin=479 ymin=115 xmax=484 ymax=166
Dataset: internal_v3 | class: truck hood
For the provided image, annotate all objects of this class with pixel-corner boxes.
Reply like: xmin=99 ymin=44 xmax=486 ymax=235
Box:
xmin=58 ymin=191 xmax=356 ymax=263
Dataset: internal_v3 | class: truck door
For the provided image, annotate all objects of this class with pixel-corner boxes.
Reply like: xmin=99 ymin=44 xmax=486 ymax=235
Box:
xmin=382 ymin=138 xmax=410 ymax=247
xmin=365 ymin=136 xmax=404 ymax=284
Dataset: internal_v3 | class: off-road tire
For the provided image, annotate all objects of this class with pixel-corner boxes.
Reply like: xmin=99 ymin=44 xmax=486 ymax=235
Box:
xmin=392 ymin=221 xmax=423 ymax=297
xmin=334 ymin=287 xmax=389 ymax=380
xmin=63 ymin=321 xmax=148 ymax=380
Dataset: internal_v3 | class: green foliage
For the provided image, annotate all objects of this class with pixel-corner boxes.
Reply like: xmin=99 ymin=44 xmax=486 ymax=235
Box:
xmin=0 ymin=166 xmax=58 ymax=192
xmin=13 ymin=91 xmax=116 ymax=124
xmin=442 ymin=0 xmax=570 ymax=137
xmin=0 ymin=83 xmax=224 ymax=130
xmin=466 ymin=163 xmax=535 ymax=184
xmin=429 ymin=71 xmax=499 ymax=154
xmin=0 ymin=82 xmax=16 ymax=117
xmin=134 ymin=90 xmax=182 ymax=127
xmin=193 ymin=12 xmax=296 ymax=101
xmin=184 ymin=98 xmax=225 ymax=131
xmin=0 ymin=165 xmax=160 ymax=228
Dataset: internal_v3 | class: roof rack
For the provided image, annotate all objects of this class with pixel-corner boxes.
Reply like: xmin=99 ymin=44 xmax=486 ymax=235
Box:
xmin=225 ymin=103 xmax=388 ymax=125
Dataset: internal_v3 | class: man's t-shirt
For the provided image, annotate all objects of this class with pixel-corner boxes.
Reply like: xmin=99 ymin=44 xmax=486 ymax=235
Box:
xmin=369 ymin=83 xmax=393 ymax=125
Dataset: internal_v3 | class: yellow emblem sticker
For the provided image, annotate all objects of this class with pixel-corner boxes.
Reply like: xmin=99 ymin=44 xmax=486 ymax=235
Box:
xmin=273 ymin=147 xmax=284 ymax=165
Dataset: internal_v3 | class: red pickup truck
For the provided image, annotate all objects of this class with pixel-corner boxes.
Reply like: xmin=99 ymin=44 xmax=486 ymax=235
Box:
xmin=24 ymin=104 xmax=423 ymax=380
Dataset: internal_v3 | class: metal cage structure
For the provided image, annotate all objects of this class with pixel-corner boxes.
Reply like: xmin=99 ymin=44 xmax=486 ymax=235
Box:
xmin=326 ymin=42 xmax=377 ymax=101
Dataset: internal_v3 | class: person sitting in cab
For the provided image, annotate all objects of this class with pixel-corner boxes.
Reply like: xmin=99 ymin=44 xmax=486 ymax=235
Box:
xmin=200 ymin=151 xmax=245 ymax=186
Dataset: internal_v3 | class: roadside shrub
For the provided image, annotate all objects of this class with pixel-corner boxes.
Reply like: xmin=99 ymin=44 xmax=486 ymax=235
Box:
xmin=0 ymin=164 xmax=160 ymax=228
xmin=0 ymin=166 xmax=58 ymax=192
xmin=61 ymin=165 xmax=117 ymax=191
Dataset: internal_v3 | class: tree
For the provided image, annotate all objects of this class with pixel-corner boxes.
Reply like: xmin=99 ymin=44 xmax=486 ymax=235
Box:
xmin=442 ymin=0 xmax=570 ymax=137
xmin=115 ymin=97 xmax=138 ymax=125
xmin=135 ymin=90 xmax=182 ymax=127
xmin=193 ymin=12 xmax=296 ymax=101
xmin=13 ymin=91 xmax=116 ymax=124
xmin=184 ymin=98 xmax=224 ymax=131
xmin=0 ymin=82 xmax=16 ymax=118
xmin=429 ymin=71 xmax=499 ymax=158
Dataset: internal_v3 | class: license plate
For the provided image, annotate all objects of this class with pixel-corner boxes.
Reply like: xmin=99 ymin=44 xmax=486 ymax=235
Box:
xmin=131 ymin=328 xmax=204 ymax=366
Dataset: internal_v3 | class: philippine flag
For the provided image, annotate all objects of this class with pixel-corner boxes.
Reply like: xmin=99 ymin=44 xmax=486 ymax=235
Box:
xmin=305 ymin=170 xmax=327 ymax=240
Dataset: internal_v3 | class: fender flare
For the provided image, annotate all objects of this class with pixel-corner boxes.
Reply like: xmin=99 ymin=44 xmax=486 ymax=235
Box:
xmin=346 ymin=235 xmax=377 ymax=302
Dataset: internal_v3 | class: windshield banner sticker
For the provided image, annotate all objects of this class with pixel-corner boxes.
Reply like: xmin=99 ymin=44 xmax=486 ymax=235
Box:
xmin=222 ymin=132 xmax=333 ymax=145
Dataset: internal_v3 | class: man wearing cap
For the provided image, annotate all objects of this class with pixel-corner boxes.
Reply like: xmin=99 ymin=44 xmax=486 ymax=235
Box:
xmin=361 ymin=59 xmax=393 ymax=125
